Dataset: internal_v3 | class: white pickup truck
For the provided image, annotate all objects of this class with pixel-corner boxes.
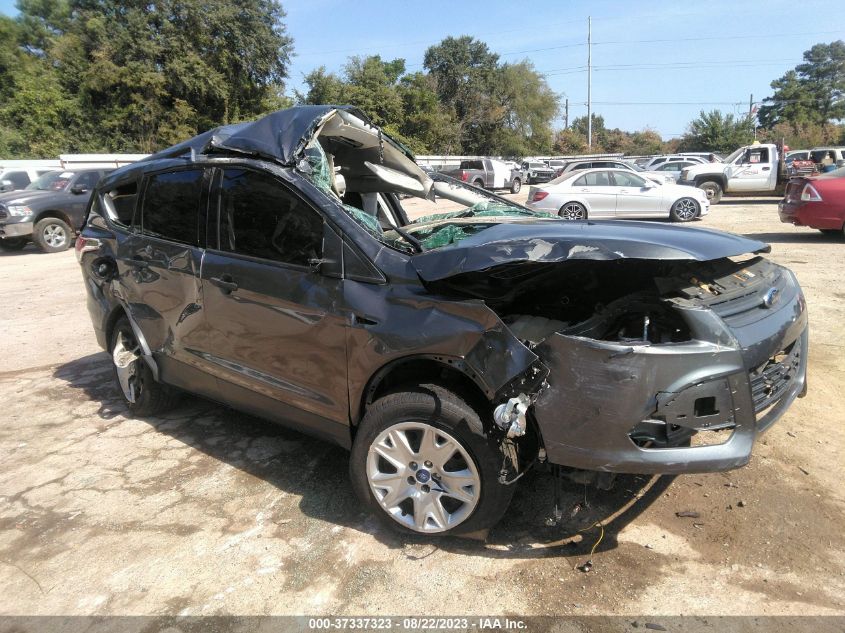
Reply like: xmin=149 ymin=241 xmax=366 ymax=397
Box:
xmin=678 ymin=143 xmax=786 ymax=204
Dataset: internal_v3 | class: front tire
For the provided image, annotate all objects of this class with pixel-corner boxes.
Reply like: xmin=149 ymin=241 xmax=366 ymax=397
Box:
xmin=510 ymin=178 xmax=521 ymax=194
xmin=33 ymin=217 xmax=72 ymax=253
xmin=109 ymin=317 xmax=179 ymax=416
xmin=698 ymin=181 xmax=723 ymax=204
xmin=559 ymin=201 xmax=587 ymax=220
xmin=350 ymin=385 xmax=515 ymax=536
xmin=0 ymin=237 xmax=27 ymax=251
xmin=670 ymin=197 xmax=700 ymax=222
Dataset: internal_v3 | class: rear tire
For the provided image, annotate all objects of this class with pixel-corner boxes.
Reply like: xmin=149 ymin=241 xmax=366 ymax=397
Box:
xmin=559 ymin=202 xmax=587 ymax=220
xmin=472 ymin=179 xmax=485 ymax=189
xmin=510 ymin=178 xmax=521 ymax=194
xmin=0 ymin=237 xmax=27 ymax=251
xmin=698 ymin=181 xmax=723 ymax=204
xmin=350 ymin=384 xmax=515 ymax=536
xmin=670 ymin=197 xmax=700 ymax=222
xmin=109 ymin=317 xmax=179 ymax=416
xmin=33 ymin=217 xmax=72 ymax=253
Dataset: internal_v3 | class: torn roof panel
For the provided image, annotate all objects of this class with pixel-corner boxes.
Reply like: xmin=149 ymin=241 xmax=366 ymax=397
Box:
xmin=141 ymin=105 xmax=415 ymax=167
xmin=410 ymin=220 xmax=771 ymax=282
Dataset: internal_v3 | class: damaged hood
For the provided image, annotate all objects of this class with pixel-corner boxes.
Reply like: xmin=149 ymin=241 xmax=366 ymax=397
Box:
xmin=142 ymin=105 xmax=415 ymax=166
xmin=411 ymin=220 xmax=770 ymax=282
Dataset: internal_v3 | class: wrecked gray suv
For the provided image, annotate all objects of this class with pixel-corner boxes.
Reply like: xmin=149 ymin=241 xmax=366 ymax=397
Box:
xmin=76 ymin=106 xmax=808 ymax=536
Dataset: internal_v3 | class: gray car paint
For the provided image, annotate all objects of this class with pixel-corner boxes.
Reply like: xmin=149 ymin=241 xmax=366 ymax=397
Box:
xmin=78 ymin=106 xmax=809 ymax=476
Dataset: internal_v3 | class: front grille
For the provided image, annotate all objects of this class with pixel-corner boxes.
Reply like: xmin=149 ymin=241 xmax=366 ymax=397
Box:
xmin=749 ymin=337 xmax=802 ymax=415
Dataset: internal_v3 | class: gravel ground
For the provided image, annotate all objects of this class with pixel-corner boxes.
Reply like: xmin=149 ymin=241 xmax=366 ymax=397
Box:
xmin=0 ymin=195 xmax=843 ymax=617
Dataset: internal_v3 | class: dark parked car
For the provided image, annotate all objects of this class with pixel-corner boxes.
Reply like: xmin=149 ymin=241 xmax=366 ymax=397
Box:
xmin=77 ymin=106 xmax=808 ymax=536
xmin=0 ymin=169 xmax=110 ymax=252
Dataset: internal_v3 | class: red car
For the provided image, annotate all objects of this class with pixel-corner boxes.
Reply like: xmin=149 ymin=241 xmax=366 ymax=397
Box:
xmin=779 ymin=167 xmax=845 ymax=236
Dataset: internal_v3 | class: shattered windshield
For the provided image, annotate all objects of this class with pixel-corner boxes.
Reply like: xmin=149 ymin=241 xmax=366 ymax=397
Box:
xmin=404 ymin=198 xmax=557 ymax=250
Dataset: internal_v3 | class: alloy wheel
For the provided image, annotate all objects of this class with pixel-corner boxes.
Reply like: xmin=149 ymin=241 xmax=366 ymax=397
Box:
xmin=43 ymin=223 xmax=67 ymax=249
xmin=366 ymin=422 xmax=481 ymax=533
xmin=112 ymin=331 xmax=142 ymax=403
xmin=560 ymin=203 xmax=586 ymax=220
xmin=673 ymin=198 xmax=698 ymax=221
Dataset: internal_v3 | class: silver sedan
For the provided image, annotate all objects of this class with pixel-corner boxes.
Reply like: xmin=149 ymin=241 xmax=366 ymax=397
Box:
xmin=525 ymin=168 xmax=710 ymax=222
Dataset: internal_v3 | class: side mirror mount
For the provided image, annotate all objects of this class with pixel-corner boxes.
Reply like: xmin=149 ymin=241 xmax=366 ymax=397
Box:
xmin=0 ymin=179 xmax=14 ymax=192
xmin=70 ymin=184 xmax=89 ymax=195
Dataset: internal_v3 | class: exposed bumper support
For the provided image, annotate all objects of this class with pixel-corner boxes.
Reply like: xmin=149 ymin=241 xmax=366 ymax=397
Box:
xmin=531 ymin=311 xmax=808 ymax=475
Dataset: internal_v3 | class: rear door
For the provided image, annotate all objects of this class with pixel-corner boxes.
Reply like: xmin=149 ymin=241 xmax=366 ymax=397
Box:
xmin=571 ymin=170 xmax=616 ymax=217
xmin=199 ymin=166 xmax=350 ymax=439
xmin=116 ymin=167 xmax=211 ymax=386
xmin=610 ymin=170 xmax=663 ymax=217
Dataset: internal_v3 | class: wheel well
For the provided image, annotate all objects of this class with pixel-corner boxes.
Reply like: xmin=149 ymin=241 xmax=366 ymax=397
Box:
xmin=357 ymin=358 xmax=491 ymax=428
xmin=35 ymin=210 xmax=74 ymax=228
xmin=695 ymin=176 xmax=726 ymax=190
xmin=559 ymin=201 xmax=588 ymax=216
xmin=104 ymin=305 xmax=128 ymax=349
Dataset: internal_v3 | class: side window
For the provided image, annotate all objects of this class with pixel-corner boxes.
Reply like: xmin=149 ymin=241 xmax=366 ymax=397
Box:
xmin=103 ymin=182 xmax=139 ymax=227
xmin=217 ymin=168 xmax=323 ymax=267
xmin=659 ymin=163 xmax=681 ymax=172
xmin=574 ymin=171 xmax=610 ymax=186
xmin=141 ymin=169 xmax=203 ymax=245
xmin=611 ymin=171 xmax=647 ymax=187
xmin=74 ymin=172 xmax=101 ymax=191
xmin=5 ymin=171 xmax=30 ymax=189
xmin=748 ymin=148 xmax=768 ymax=164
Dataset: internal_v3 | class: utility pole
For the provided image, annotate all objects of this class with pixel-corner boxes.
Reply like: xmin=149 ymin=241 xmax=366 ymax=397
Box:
xmin=564 ymin=98 xmax=569 ymax=129
xmin=587 ymin=16 xmax=592 ymax=149
xmin=749 ymin=93 xmax=756 ymax=139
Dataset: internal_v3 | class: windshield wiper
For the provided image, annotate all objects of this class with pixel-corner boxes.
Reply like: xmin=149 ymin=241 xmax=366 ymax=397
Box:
xmin=392 ymin=225 xmax=424 ymax=253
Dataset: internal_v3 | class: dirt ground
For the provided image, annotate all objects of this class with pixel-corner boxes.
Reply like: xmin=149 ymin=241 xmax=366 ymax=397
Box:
xmin=1 ymin=195 xmax=843 ymax=618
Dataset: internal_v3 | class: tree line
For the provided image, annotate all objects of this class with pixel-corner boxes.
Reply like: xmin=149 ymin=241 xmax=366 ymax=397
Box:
xmin=0 ymin=1 xmax=842 ymax=158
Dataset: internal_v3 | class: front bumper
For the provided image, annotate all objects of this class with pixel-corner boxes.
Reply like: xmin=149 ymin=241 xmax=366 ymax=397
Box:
xmin=531 ymin=268 xmax=808 ymax=474
xmin=0 ymin=220 xmax=34 ymax=238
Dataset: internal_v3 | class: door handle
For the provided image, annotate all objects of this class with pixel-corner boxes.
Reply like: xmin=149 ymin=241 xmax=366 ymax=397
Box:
xmin=209 ymin=275 xmax=239 ymax=294
xmin=762 ymin=166 xmax=771 ymax=171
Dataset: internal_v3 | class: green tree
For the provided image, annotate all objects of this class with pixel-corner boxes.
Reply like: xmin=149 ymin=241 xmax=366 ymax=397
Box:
xmin=757 ymin=40 xmax=845 ymax=128
xmin=396 ymin=72 xmax=459 ymax=154
xmin=678 ymin=110 xmax=754 ymax=153
xmin=10 ymin=0 xmax=294 ymax=153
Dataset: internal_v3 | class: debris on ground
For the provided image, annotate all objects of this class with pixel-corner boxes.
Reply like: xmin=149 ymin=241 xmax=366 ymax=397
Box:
xmin=724 ymin=482 xmax=738 ymax=488
xmin=737 ymin=500 xmax=746 ymax=507
xmin=676 ymin=510 xmax=701 ymax=518
xmin=798 ymin=466 xmax=810 ymax=476
xmin=645 ymin=624 xmax=668 ymax=632
xmin=575 ymin=560 xmax=593 ymax=573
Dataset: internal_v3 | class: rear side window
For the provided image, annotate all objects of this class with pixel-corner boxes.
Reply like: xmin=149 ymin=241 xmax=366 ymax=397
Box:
xmin=460 ymin=160 xmax=483 ymax=170
xmin=103 ymin=182 xmax=138 ymax=227
xmin=217 ymin=168 xmax=323 ymax=267
xmin=141 ymin=170 xmax=203 ymax=245
xmin=573 ymin=171 xmax=611 ymax=186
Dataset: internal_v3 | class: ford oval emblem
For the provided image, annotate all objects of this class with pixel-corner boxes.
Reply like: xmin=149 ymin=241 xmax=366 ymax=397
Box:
xmin=762 ymin=288 xmax=779 ymax=308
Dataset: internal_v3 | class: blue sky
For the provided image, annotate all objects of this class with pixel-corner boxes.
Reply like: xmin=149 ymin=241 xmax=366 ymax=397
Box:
xmin=3 ymin=0 xmax=844 ymax=139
